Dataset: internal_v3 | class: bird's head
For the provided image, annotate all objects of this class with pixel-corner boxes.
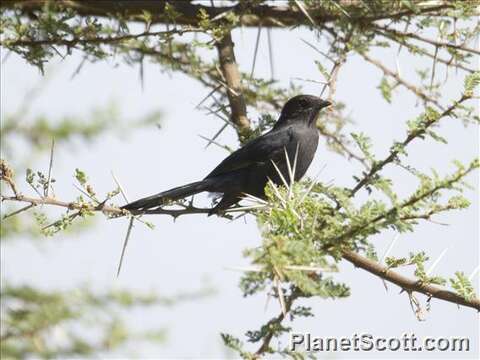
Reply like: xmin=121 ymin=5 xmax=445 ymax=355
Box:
xmin=274 ymin=95 xmax=331 ymax=129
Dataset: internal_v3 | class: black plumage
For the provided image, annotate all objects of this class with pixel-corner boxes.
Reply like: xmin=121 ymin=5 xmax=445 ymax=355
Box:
xmin=122 ymin=95 xmax=331 ymax=215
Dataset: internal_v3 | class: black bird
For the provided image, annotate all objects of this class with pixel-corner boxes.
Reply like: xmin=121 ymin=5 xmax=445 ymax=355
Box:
xmin=122 ymin=95 xmax=331 ymax=215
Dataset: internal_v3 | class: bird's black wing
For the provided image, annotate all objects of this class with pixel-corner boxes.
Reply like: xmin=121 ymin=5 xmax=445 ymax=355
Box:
xmin=205 ymin=126 xmax=293 ymax=179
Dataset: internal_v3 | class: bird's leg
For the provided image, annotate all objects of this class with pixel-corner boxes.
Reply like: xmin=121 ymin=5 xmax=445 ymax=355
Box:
xmin=208 ymin=193 xmax=241 ymax=216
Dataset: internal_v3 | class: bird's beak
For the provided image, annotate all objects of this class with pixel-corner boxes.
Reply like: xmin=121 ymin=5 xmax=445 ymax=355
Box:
xmin=318 ymin=100 xmax=331 ymax=109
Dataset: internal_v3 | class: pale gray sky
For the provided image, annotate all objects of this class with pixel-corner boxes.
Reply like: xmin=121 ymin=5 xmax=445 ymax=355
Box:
xmin=1 ymin=25 xmax=478 ymax=359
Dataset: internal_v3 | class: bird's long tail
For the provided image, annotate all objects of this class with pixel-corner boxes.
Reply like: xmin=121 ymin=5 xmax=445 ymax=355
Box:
xmin=121 ymin=180 xmax=208 ymax=211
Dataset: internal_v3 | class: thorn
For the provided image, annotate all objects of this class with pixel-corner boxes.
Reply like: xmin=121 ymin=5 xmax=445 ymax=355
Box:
xmin=2 ymin=204 xmax=35 ymax=219
xmin=284 ymin=265 xmax=335 ymax=272
xmin=300 ymin=38 xmax=335 ymax=63
xmin=292 ymin=144 xmax=300 ymax=186
xmin=283 ymin=148 xmax=294 ymax=199
xmin=225 ymin=204 xmax=266 ymax=213
xmin=250 ymin=25 xmax=262 ymax=78
xmin=2 ymin=49 xmax=12 ymax=64
xmin=267 ymin=28 xmax=275 ymax=80
xmin=73 ymin=183 xmax=98 ymax=204
xmin=139 ymin=55 xmax=145 ymax=91
xmin=270 ymin=159 xmax=289 ymax=190
xmin=468 ymin=265 xmax=479 ymax=281
xmin=328 ymin=0 xmax=351 ymax=18
xmin=264 ymin=292 xmax=272 ymax=312
xmin=407 ymin=291 xmax=427 ymax=321
xmin=198 ymin=134 xmax=232 ymax=153
xmin=381 ymin=279 xmax=389 ymax=292
xmin=266 ymin=178 xmax=287 ymax=208
xmin=395 ymin=54 xmax=402 ymax=79
xmin=426 ymin=247 xmax=449 ymax=276
xmin=203 ymin=122 xmax=229 ymax=149
xmin=45 ymin=138 xmax=55 ymax=197
xmin=298 ymin=164 xmax=327 ymax=204
xmin=274 ymin=275 xmax=287 ymax=316
xmin=241 ymin=192 xmax=269 ymax=205
xmin=195 ymin=85 xmax=221 ymax=109
xmin=116 ymin=217 xmax=134 ymax=278
xmin=42 ymin=211 xmax=80 ymax=231
xmin=224 ymin=266 xmax=262 ymax=272
xmin=381 ymin=233 xmax=399 ymax=264
xmin=70 ymin=56 xmax=87 ymax=80
xmin=291 ymin=77 xmax=329 ymax=85
xmin=111 ymin=171 xmax=129 ymax=203
xmin=201 ymin=103 xmax=231 ymax=124
xmin=293 ymin=0 xmax=317 ymax=27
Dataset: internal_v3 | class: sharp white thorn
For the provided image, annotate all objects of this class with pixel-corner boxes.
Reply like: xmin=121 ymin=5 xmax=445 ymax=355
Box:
xmin=381 ymin=233 xmax=400 ymax=263
xmin=426 ymin=247 xmax=449 ymax=276
xmin=468 ymin=265 xmax=479 ymax=281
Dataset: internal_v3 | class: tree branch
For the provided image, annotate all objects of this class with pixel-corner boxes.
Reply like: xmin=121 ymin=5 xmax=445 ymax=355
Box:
xmin=360 ymin=52 xmax=444 ymax=110
xmin=0 ymin=159 xmax=18 ymax=196
xmin=0 ymin=27 xmax=202 ymax=48
xmin=348 ymin=94 xmax=469 ymax=199
xmin=0 ymin=194 xmax=214 ymax=218
xmin=215 ymin=31 xmax=251 ymax=142
xmin=333 ymin=157 xmax=478 ymax=246
xmin=372 ymin=29 xmax=475 ymax=74
xmin=0 ymin=1 xmax=455 ymax=28
xmin=317 ymin=124 xmax=369 ymax=168
xmin=341 ymin=249 xmax=480 ymax=311
xmin=374 ymin=24 xmax=480 ymax=56
xmin=254 ymin=289 xmax=300 ymax=358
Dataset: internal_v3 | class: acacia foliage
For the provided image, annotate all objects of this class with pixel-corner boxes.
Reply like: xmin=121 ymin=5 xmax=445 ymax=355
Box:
xmin=1 ymin=1 xmax=479 ymax=358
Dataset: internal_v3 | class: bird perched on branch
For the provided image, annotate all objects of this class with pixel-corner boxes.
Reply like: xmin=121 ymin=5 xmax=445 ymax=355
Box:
xmin=122 ymin=95 xmax=331 ymax=215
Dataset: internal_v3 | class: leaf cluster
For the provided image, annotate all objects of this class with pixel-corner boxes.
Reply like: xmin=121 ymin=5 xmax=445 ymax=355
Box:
xmin=0 ymin=283 xmax=212 ymax=359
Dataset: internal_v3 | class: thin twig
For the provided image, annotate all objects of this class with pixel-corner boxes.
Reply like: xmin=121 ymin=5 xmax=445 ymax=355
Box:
xmin=374 ymin=25 xmax=480 ymax=56
xmin=348 ymin=94 xmax=468 ymax=199
xmin=360 ymin=52 xmax=444 ymax=111
xmin=254 ymin=289 xmax=301 ymax=357
xmin=1 ymin=194 xmax=219 ymax=218
xmin=316 ymin=125 xmax=369 ymax=168
xmin=374 ymin=29 xmax=475 ymax=74
xmin=2 ymin=27 xmax=203 ymax=48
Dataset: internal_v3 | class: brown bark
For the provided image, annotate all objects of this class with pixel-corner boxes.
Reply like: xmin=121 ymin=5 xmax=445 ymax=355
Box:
xmin=215 ymin=31 xmax=251 ymax=141
xmin=342 ymin=250 xmax=480 ymax=311
xmin=0 ymin=0 xmax=454 ymax=28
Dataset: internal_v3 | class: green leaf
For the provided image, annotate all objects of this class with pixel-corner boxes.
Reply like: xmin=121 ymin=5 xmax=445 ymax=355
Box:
xmin=450 ymin=271 xmax=476 ymax=300
xmin=378 ymin=77 xmax=393 ymax=103
xmin=74 ymin=168 xmax=88 ymax=186
xmin=464 ymin=71 xmax=480 ymax=97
